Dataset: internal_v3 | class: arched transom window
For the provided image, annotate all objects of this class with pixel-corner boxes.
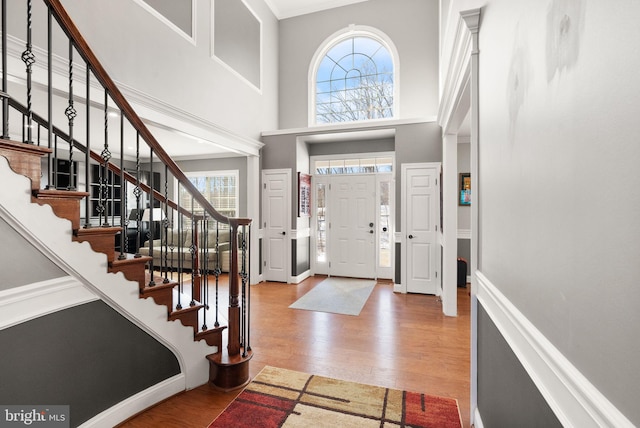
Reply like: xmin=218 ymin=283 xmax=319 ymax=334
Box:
xmin=315 ymin=35 xmax=394 ymax=124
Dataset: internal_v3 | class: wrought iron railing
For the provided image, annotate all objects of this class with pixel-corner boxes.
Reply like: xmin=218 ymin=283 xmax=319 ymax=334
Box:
xmin=1 ymin=0 xmax=251 ymax=361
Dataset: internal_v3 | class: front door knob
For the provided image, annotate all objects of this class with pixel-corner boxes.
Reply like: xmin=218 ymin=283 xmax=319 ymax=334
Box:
xmin=408 ymin=234 xmax=414 ymax=239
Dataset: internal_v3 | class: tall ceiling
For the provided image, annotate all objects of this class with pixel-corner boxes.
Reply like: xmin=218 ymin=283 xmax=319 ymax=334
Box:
xmin=264 ymin=0 xmax=369 ymax=19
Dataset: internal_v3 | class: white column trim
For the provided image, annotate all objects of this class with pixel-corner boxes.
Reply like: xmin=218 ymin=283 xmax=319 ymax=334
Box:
xmin=477 ymin=271 xmax=634 ymax=428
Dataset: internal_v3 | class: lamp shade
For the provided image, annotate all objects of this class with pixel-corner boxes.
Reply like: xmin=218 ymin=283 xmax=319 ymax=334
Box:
xmin=141 ymin=207 xmax=165 ymax=222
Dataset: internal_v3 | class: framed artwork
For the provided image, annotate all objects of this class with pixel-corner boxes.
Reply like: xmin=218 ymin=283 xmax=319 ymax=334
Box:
xmin=459 ymin=173 xmax=471 ymax=206
xmin=298 ymin=172 xmax=311 ymax=217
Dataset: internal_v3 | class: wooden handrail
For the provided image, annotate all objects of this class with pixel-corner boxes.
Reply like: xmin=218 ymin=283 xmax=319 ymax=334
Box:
xmin=43 ymin=0 xmax=250 ymax=228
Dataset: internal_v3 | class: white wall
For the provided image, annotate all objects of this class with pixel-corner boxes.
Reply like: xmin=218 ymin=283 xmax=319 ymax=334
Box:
xmin=278 ymin=0 xmax=440 ymax=129
xmin=58 ymin=0 xmax=279 ymax=142
xmin=443 ymin=0 xmax=640 ymax=424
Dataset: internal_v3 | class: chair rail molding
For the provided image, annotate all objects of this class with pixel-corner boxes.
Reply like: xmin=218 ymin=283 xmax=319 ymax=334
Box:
xmin=477 ymin=271 xmax=634 ymax=428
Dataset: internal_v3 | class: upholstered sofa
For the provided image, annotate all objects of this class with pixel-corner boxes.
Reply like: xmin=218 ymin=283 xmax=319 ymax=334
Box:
xmin=138 ymin=228 xmax=231 ymax=272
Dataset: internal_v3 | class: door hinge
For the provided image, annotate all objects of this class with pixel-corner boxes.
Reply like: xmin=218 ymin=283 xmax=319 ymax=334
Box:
xmin=264 ymin=261 xmax=267 ymax=267
xmin=436 ymin=271 xmax=438 ymax=278
xmin=263 ymin=183 xmax=266 ymax=189
xmin=264 ymin=221 xmax=267 ymax=228
xmin=435 ymin=225 xmax=438 ymax=232
xmin=329 ymin=262 xmax=331 ymax=268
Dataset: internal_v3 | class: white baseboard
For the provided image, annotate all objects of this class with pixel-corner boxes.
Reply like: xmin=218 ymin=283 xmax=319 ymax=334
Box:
xmin=78 ymin=374 xmax=185 ymax=428
xmin=0 ymin=276 xmax=98 ymax=330
xmin=476 ymin=271 xmax=634 ymax=427
xmin=291 ymin=270 xmax=311 ymax=284
xmin=393 ymin=283 xmax=404 ymax=293
xmin=473 ymin=408 xmax=484 ymax=428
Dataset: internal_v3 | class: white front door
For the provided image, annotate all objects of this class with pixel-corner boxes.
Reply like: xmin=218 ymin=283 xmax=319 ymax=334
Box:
xmin=329 ymin=175 xmax=376 ymax=278
xmin=262 ymin=170 xmax=290 ymax=282
xmin=404 ymin=163 xmax=440 ymax=294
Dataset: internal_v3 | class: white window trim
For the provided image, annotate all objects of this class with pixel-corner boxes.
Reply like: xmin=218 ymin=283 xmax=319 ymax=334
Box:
xmin=176 ymin=170 xmax=239 ymax=219
xmin=308 ymin=25 xmax=401 ymax=127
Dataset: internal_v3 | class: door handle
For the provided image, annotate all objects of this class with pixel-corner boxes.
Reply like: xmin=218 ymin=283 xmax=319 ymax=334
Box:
xmin=281 ymin=231 xmax=286 ymax=235
xmin=408 ymin=234 xmax=414 ymax=239
xmin=369 ymin=222 xmax=374 ymax=227
xmin=369 ymin=230 xmax=374 ymax=234
xmin=382 ymin=227 xmax=387 ymax=232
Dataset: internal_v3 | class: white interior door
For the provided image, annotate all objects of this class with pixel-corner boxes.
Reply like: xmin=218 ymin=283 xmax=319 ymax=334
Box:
xmin=329 ymin=175 xmax=376 ymax=278
xmin=404 ymin=164 xmax=440 ymax=294
xmin=262 ymin=170 xmax=290 ymax=282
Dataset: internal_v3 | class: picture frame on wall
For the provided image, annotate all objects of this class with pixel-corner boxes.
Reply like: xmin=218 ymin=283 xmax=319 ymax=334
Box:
xmin=459 ymin=173 xmax=471 ymax=206
xmin=298 ymin=172 xmax=311 ymax=217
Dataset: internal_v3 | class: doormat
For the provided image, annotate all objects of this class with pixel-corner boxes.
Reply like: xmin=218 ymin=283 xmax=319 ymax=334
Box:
xmin=288 ymin=277 xmax=376 ymax=316
xmin=208 ymin=366 xmax=463 ymax=428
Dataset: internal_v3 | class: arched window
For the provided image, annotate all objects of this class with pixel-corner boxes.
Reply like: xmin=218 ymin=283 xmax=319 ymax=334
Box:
xmin=312 ymin=30 xmax=396 ymax=125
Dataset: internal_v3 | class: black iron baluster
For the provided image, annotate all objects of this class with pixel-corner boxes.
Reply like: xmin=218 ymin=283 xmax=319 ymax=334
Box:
xmin=246 ymin=224 xmax=252 ymax=354
xmin=22 ymin=0 xmax=35 ymax=144
xmin=148 ymin=147 xmax=156 ymax=286
xmin=241 ymin=225 xmax=248 ymax=357
xmin=163 ymin=165 xmax=170 ymax=284
xmin=100 ymin=90 xmax=111 ymax=227
xmin=134 ymin=132 xmax=142 ymax=258
xmin=201 ymin=215 xmax=209 ymax=331
xmin=46 ymin=6 xmax=53 ymax=190
xmin=168 ymin=207 xmax=175 ymax=281
xmin=214 ymin=221 xmax=220 ymax=328
xmin=118 ymin=111 xmax=126 ymax=259
xmin=189 ymin=207 xmax=196 ymax=307
xmin=176 ymin=187 xmax=183 ymax=311
xmin=83 ymin=66 xmax=91 ymax=228
xmin=1 ymin=0 xmax=8 ymax=139
xmin=65 ymin=41 xmax=76 ymax=190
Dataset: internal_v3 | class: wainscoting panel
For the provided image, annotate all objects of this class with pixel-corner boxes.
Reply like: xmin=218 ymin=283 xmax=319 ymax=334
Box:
xmin=476 ymin=272 xmax=634 ymax=427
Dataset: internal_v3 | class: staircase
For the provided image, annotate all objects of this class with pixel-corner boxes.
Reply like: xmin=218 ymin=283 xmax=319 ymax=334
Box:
xmin=0 ymin=0 xmax=252 ymax=418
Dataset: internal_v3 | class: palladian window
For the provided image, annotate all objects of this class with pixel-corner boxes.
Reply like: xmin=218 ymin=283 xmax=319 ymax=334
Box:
xmin=315 ymin=35 xmax=394 ymax=124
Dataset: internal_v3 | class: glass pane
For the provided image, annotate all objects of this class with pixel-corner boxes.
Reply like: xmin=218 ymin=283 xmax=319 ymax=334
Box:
xmin=379 ymin=180 xmax=391 ymax=268
xmin=316 ymin=183 xmax=326 ymax=263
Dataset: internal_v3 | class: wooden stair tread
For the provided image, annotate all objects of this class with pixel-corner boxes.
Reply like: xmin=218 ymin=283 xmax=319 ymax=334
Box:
xmin=206 ymin=348 xmax=253 ymax=366
xmin=0 ymin=138 xmax=52 ymax=156
xmin=34 ymin=188 xmax=89 ymax=199
xmin=75 ymin=226 xmax=122 ymax=236
xmin=110 ymin=253 xmax=152 ymax=267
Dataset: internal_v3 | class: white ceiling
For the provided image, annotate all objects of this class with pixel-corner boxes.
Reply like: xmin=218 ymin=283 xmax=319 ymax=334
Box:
xmin=264 ymin=0 xmax=369 ymax=19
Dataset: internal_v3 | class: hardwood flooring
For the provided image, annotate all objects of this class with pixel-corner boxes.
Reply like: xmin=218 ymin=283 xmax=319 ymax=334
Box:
xmin=118 ymin=276 xmax=471 ymax=427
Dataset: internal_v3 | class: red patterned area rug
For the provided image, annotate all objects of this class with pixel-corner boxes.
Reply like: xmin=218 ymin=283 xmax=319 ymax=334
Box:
xmin=209 ymin=366 xmax=463 ymax=428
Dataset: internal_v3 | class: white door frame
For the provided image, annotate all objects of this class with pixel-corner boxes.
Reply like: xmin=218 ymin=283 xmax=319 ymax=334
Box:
xmin=400 ymin=162 xmax=441 ymax=295
xmin=261 ymin=169 xmax=291 ymax=283
xmin=309 ymin=153 xmax=395 ymax=280
xmin=437 ymin=8 xmax=481 ymax=425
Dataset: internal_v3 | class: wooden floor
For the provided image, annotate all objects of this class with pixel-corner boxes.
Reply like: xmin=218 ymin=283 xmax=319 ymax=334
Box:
xmin=118 ymin=276 xmax=471 ymax=427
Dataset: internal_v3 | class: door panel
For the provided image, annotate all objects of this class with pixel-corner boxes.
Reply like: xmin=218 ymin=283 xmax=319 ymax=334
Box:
xmin=405 ymin=165 xmax=439 ymax=294
xmin=329 ymin=175 xmax=376 ymax=278
xmin=263 ymin=171 xmax=289 ymax=282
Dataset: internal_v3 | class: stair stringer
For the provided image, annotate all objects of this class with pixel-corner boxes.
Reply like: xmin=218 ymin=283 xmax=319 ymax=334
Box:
xmin=0 ymin=157 xmax=216 ymax=392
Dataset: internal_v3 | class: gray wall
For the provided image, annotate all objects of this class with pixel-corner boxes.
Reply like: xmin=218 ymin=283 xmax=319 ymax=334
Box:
xmin=278 ymin=0 xmax=440 ymax=129
xmin=143 ymin=0 xmax=192 ymax=36
xmin=478 ymin=304 xmax=562 ymax=427
xmin=469 ymin=0 xmax=640 ymax=423
xmin=52 ymin=0 xmax=279 ymax=141
xmin=0 ymin=218 xmax=66 ymax=290
xmin=0 ymin=300 xmax=180 ymax=426
xmin=262 ymin=122 xmax=442 ymax=231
